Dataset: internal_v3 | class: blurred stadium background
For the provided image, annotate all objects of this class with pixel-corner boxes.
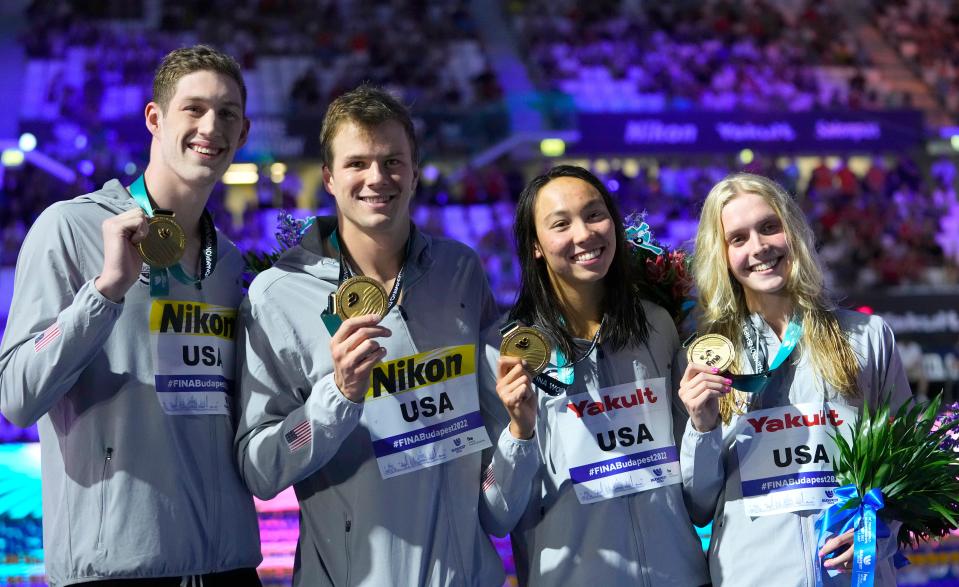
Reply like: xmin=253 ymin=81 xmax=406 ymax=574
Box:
xmin=0 ymin=0 xmax=958 ymax=585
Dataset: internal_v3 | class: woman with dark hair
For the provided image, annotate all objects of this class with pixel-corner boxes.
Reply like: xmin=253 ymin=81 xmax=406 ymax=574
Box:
xmin=477 ymin=165 xmax=708 ymax=586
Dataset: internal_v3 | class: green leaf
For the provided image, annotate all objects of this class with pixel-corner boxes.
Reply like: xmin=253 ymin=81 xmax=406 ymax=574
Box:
xmin=829 ymin=392 xmax=959 ymax=548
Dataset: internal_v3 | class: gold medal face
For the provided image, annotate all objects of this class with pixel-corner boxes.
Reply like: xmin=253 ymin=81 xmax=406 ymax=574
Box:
xmin=687 ymin=334 xmax=735 ymax=372
xmin=137 ymin=213 xmax=185 ymax=269
xmin=501 ymin=326 xmax=550 ymax=375
xmin=334 ymin=276 xmax=388 ymax=319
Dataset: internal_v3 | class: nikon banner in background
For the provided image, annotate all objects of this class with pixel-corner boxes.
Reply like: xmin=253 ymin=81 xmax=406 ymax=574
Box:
xmin=568 ymin=110 xmax=924 ymax=154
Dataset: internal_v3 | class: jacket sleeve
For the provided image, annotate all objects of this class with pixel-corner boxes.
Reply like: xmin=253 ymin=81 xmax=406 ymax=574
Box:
xmin=234 ymin=293 xmax=363 ymax=500
xmin=868 ymin=316 xmax=913 ymax=410
xmin=864 ymin=316 xmax=912 ymax=566
xmin=477 ymin=328 xmax=541 ymax=537
xmin=0 ymin=205 xmax=123 ymax=428
xmin=653 ymin=308 xmax=689 ymax=449
xmin=680 ymin=421 xmax=725 ymax=526
xmin=675 ymin=348 xmax=725 ymax=526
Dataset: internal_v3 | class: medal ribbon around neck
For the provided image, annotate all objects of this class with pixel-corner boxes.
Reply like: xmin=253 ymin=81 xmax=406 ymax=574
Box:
xmin=128 ymin=175 xmax=217 ymax=297
xmin=528 ymin=315 xmax=606 ymax=396
xmin=729 ymin=318 xmax=803 ymax=394
xmin=320 ymin=228 xmax=411 ymax=336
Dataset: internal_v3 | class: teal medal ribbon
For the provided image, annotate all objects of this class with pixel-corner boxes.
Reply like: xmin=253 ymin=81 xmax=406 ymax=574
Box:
xmin=535 ymin=316 xmax=605 ymax=396
xmin=128 ymin=176 xmax=217 ymax=297
xmin=729 ymin=319 xmax=802 ymax=394
xmin=320 ymin=228 xmax=410 ymax=336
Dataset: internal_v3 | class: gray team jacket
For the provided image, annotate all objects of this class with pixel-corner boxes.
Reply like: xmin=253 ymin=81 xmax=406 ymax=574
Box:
xmin=480 ymin=302 xmax=709 ymax=587
xmin=0 ymin=180 xmax=261 ymax=585
xmin=236 ymin=218 xmax=537 ymax=586
xmin=680 ymin=310 xmax=911 ymax=586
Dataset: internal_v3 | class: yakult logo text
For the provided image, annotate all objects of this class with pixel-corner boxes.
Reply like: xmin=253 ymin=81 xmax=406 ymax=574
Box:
xmin=568 ymin=387 xmax=657 ymax=418
xmin=747 ymin=409 xmax=844 ymax=433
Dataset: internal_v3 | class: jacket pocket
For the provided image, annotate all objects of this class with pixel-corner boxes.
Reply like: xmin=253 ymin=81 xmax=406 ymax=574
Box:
xmin=95 ymin=446 xmax=113 ymax=551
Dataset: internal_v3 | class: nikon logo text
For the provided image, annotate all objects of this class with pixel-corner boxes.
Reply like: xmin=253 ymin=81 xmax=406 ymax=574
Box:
xmin=367 ymin=345 xmax=476 ymax=399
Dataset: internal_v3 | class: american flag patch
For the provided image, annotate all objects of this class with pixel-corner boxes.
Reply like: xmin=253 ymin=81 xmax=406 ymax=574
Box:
xmin=481 ymin=462 xmax=495 ymax=492
xmin=34 ymin=323 xmax=61 ymax=353
xmin=285 ymin=420 xmax=312 ymax=452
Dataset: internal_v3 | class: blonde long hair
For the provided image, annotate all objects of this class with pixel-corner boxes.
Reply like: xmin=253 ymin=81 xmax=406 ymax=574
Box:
xmin=693 ymin=173 xmax=858 ymax=396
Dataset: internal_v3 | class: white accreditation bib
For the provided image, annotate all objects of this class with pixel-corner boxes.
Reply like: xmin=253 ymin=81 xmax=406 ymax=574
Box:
xmin=149 ymin=300 xmax=236 ymax=416
xmin=557 ymin=377 xmax=681 ymax=505
xmin=362 ymin=344 xmax=492 ymax=479
xmin=735 ymin=402 xmax=854 ymax=516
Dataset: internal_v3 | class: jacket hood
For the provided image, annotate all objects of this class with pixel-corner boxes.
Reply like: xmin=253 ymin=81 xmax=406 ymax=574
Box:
xmin=78 ymin=179 xmax=239 ymax=262
xmin=79 ymin=179 xmax=141 ymax=215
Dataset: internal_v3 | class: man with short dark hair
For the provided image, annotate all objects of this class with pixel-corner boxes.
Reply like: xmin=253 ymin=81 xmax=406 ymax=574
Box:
xmin=0 ymin=45 xmax=262 ymax=586
xmin=235 ymin=84 xmax=537 ymax=585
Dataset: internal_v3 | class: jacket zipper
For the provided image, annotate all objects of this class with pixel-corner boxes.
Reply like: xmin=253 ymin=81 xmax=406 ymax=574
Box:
xmin=210 ymin=423 xmax=220 ymax=560
xmin=441 ymin=468 xmax=467 ymax=581
xmin=626 ymin=498 xmax=650 ymax=587
xmin=799 ymin=512 xmax=812 ymax=586
xmin=95 ymin=447 xmax=113 ymax=550
xmin=345 ymin=518 xmax=352 ymax=585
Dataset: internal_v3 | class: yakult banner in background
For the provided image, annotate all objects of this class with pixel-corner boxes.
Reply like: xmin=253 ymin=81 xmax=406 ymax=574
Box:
xmin=568 ymin=110 xmax=924 ymax=154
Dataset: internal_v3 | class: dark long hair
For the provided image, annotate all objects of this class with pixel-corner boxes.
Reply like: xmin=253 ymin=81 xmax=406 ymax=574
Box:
xmin=508 ymin=165 xmax=649 ymax=359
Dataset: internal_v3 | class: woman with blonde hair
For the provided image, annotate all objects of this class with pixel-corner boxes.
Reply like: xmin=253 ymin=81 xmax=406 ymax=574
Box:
xmin=677 ymin=172 xmax=910 ymax=586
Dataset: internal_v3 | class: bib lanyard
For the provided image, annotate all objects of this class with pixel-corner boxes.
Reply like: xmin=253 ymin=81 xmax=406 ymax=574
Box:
xmin=128 ymin=175 xmax=217 ymax=297
xmin=320 ymin=228 xmax=412 ymax=336
xmin=729 ymin=319 xmax=803 ymax=394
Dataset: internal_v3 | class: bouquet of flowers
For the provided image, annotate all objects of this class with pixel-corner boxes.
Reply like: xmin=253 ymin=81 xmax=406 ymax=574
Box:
xmin=817 ymin=394 xmax=959 ymax=582
xmin=624 ymin=212 xmax=694 ymax=328
xmin=242 ymin=213 xmax=315 ymax=286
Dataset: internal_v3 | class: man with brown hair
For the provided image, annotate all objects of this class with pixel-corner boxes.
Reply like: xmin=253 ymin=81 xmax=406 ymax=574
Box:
xmin=0 ymin=45 xmax=262 ymax=585
xmin=236 ymin=84 xmax=537 ymax=585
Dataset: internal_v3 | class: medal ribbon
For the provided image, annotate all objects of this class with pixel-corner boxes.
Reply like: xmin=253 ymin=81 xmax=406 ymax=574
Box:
xmin=128 ymin=176 xmax=217 ymax=297
xmin=729 ymin=319 xmax=802 ymax=394
xmin=320 ymin=228 xmax=411 ymax=335
xmin=331 ymin=229 xmax=407 ymax=312
xmin=533 ymin=316 xmax=606 ymax=395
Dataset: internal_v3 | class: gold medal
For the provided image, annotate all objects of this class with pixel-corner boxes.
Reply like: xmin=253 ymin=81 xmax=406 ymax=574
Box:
xmin=686 ymin=334 xmax=735 ymax=372
xmin=333 ymin=276 xmax=388 ymax=319
xmin=137 ymin=211 xmax=185 ymax=269
xmin=500 ymin=324 xmax=550 ymax=375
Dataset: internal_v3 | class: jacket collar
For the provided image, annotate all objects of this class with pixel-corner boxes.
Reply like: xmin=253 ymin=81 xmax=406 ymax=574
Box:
xmin=299 ymin=216 xmax=433 ymax=286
